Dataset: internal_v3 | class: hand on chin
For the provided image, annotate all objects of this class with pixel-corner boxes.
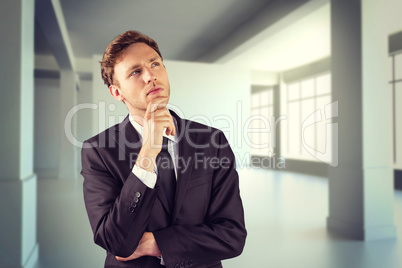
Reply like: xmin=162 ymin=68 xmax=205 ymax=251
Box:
xmin=147 ymin=95 xmax=169 ymax=111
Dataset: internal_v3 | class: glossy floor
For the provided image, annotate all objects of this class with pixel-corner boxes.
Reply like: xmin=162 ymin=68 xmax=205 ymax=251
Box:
xmin=35 ymin=168 xmax=402 ymax=268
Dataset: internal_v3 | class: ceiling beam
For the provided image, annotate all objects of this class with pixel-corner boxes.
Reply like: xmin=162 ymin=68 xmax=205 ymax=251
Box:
xmin=35 ymin=0 xmax=75 ymax=70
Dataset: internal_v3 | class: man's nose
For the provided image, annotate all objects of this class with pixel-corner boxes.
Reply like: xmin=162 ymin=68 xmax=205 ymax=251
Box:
xmin=143 ymin=67 xmax=156 ymax=84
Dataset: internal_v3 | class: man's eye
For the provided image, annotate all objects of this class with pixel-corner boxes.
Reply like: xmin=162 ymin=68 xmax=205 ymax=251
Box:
xmin=152 ymin=62 xmax=160 ymax=67
xmin=131 ymin=70 xmax=140 ymax=76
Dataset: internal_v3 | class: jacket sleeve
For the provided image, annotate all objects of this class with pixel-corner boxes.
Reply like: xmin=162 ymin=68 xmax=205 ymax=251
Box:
xmin=153 ymin=131 xmax=247 ymax=268
xmin=81 ymin=140 xmax=158 ymax=257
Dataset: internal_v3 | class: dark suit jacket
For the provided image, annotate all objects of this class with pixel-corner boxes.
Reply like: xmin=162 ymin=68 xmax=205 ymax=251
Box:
xmin=81 ymin=110 xmax=246 ymax=268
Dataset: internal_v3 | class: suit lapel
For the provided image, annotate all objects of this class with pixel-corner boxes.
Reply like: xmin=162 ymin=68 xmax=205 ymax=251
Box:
xmin=114 ymin=115 xmax=141 ymax=161
xmin=114 ymin=115 xmax=172 ymax=215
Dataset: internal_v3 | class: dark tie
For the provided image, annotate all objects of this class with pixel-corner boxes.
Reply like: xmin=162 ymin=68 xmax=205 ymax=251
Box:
xmin=156 ymin=137 xmax=176 ymax=211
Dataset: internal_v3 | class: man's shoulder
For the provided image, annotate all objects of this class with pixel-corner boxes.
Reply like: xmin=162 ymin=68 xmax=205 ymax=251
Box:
xmin=169 ymin=110 xmax=221 ymax=136
xmin=183 ymin=118 xmax=219 ymax=131
xmin=83 ymin=120 xmax=122 ymax=146
xmin=181 ymin=118 xmax=226 ymax=140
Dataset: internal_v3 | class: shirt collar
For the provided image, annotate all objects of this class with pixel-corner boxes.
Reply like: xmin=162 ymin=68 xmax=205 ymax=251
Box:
xmin=128 ymin=113 xmax=177 ymax=143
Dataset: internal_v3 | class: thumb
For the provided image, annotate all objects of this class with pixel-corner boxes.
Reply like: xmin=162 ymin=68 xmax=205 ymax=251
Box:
xmin=115 ymin=256 xmax=127 ymax=262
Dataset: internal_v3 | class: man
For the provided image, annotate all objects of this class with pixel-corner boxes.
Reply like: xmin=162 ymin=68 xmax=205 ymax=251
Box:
xmin=81 ymin=30 xmax=246 ymax=268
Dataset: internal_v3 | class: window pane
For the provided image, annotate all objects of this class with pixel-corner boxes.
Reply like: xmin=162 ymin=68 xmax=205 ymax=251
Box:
xmin=316 ymin=73 xmax=331 ymax=95
xmin=260 ymin=132 xmax=270 ymax=151
xmin=250 ymin=132 xmax=261 ymax=155
xmin=251 ymin=93 xmax=260 ymax=108
xmin=316 ymin=96 xmax=331 ymax=115
xmin=288 ymin=102 xmax=300 ymax=156
xmin=251 ymin=87 xmax=276 ymax=157
xmin=301 ymin=78 xmax=315 ymax=98
xmin=288 ymin=83 xmax=300 ymax=101
xmin=280 ymin=100 xmax=288 ymax=155
xmin=250 ymin=109 xmax=262 ymax=152
xmin=301 ymin=99 xmax=316 ymax=158
xmin=281 ymin=72 xmax=332 ymax=161
xmin=267 ymin=106 xmax=277 ymax=149
xmin=250 ymin=109 xmax=261 ymax=129
xmin=280 ymin=83 xmax=288 ymax=115
xmin=316 ymin=96 xmax=332 ymax=155
xmin=260 ymin=90 xmax=270 ymax=107
xmin=268 ymin=89 xmax=274 ymax=105
xmin=261 ymin=107 xmax=270 ymax=123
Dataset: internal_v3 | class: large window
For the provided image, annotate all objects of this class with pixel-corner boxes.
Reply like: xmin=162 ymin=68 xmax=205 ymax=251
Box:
xmin=280 ymin=72 xmax=332 ymax=162
xmin=250 ymin=87 xmax=274 ymax=157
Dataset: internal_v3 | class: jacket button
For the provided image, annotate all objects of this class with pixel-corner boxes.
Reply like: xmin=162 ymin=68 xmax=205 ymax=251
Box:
xmin=135 ymin=192 xmax=141 ymax=198
xmin=128 ymin=206 xmax=135 ymax=213
xmin=133 ymin=197 xmax=139 ymax=203
xmin=130 ymin=202 xmax=137 ymax=208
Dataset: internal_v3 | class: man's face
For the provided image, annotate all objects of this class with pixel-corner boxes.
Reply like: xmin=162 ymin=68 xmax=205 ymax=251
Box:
xmin=112 ymin=42 xmax=170 ymax=116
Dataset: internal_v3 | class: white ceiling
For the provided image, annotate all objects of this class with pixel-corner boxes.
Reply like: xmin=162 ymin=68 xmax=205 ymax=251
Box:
xmin=36 ymin=0 xmax=273 ymax=61
xmin=224 ymin=3 xmax=330 ymax=72
xmin=35 ymin=0 xmax=330 ymax=72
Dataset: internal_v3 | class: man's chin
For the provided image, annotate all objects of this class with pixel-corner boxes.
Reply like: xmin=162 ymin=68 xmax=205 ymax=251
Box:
xmin=147 ymin=96 xmax=169 ymax=109
xmin=154 ymin=102 xmax=168 ymax=110
xmin=149 ymin=95 xmax=169 ymax=103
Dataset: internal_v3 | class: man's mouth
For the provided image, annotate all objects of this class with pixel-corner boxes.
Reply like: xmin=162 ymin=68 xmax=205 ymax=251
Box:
xmin=147 ymin=87 xmax=163 ymax=96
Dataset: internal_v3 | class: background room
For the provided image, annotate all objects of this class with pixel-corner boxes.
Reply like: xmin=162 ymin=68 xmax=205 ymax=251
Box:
xmin=1 ymin=0 xmax=402 ymax=267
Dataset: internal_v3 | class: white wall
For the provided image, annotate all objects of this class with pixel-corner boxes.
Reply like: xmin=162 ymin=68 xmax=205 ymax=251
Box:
xmin=167 ymin=60 xmax=251 ymax=159
xmin=89 ymin=55 xmax=251 ymax=161
xmin=251 ymin=70 xmax=278 ymax=86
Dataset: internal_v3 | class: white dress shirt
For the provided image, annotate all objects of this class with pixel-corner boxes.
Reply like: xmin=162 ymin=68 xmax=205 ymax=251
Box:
xmin=129 ymin=113 xmax=179 ymax=189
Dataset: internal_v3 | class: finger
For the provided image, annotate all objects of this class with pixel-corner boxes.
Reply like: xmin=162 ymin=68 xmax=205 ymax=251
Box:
xmin=171 ymin=123 xmax=176 ymax=136
xmin=167 ymin=119 xmax=176 ymax=136
xmin=153 ymin=118 xmax=176 ymax=137
xmin=166 ymin=123 xmax=176 ymax=137
xmin=152 ymin=112 xmax=176 ymax=136
xmin=116 ymin=252 xmax=142 ymax=261
xmin=144 ymin=102 xmax=156 ymax=121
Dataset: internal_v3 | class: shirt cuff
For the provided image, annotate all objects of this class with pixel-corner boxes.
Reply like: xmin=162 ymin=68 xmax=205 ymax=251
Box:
xmin=158 ymin=255 xmax=165 ymax=266
xmin=132 ymin=165 xmax=157 ymax=188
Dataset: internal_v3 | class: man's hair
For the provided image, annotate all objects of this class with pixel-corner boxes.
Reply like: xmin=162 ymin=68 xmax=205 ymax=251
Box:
xmin=100 ymin=30 xmax=163 ymax=88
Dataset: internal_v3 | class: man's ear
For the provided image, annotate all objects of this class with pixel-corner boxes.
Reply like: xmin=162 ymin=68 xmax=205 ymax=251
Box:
xmin=109 ymin=85 xmax=125 ymax=101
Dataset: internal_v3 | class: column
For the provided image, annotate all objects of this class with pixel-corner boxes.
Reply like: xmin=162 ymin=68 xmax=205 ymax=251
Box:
xmin=58 ymin=70 xmax=78 ymax=179
xmin=327 ymin=0 xmax=396 ymax=240
xmin=0 ymin=0 xmax=39 ymax=267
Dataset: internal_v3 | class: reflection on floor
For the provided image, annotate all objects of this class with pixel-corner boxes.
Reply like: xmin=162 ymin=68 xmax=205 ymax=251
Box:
xmin=35 ymin=168 xmax=402 ymax=268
